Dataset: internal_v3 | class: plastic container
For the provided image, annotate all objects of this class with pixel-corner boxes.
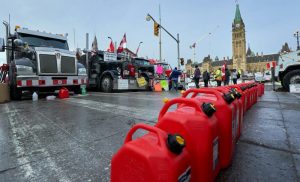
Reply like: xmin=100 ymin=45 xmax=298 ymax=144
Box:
xmin=32 ymin=92 xmax=38 ymax=101
xmin=46 ymin=95 xmax=56 ymax=101
xmin=156 ymin=98 xmax=220 ymax=182
xmin=111 ymin=123 xmax=191 ymax=182
xmin=182 ymin=88 xmax=236 ymax=169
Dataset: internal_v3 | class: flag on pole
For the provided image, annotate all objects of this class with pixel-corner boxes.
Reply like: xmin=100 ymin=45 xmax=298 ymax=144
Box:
xmin=221 ymin=60 xmax=226 ymax=80
xmin=91 ymin=35 xmax=98 ymax=56
xmin=107 ymin=40 xmax=115 ymax=53
xmin=117 ymin=33 xmax=127 ymax=53
xmin=190 ymin=42 xmax=196 ymax=49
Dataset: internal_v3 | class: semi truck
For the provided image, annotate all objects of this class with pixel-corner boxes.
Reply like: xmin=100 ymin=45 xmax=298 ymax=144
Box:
xmin=0 ymin=22 xmax=87 ymax=99
xmin=275 ymin=50 xmax=300 ymax=90
xmin=79 ymin=51 xmax=154 ymax=92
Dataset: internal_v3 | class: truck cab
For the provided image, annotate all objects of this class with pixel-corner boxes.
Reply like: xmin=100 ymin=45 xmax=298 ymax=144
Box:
xmin=275 ymin=50 xmax=300 ymax=90
xmin=0 ymin=23 xmax=87 ymax=99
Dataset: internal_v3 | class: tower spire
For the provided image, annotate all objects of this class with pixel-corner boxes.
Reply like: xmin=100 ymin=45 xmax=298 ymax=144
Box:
xmin=234 ymin=3 xmax=242 ymax=24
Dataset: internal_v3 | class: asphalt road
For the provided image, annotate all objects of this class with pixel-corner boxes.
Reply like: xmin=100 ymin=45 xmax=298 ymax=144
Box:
xmin=0 ymin=86 xmax=299 ymax=181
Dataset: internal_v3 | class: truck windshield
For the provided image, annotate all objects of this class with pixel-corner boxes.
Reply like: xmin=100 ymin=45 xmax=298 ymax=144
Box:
xmin=18 ymin=33 xmax=69 ymax=50
xmin=135 ymin=59 xmax=150 ymax=66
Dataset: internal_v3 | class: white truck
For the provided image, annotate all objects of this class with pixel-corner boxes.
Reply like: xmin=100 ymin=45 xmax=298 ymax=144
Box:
xmin=275 ymin=50 xmax=300 ymax=90
xmin=0 ymin=22 xmax=87 ymax=99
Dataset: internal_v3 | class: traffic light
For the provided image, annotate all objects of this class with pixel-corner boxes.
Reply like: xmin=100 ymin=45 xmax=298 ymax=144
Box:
xmin=180 ymin=58 xmax=185 ymax=65
xmin=154 ymin=22 xmax=159 ymax=37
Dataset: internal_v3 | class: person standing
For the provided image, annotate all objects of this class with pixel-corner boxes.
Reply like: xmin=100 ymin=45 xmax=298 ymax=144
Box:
xmin=203 ymin=70 xmax=210 ymax=87
xmin=214 ymin=68 xmax=222 ymax=86
xmin=224 ymin=68 xmax=231 ymax=85
xmin=169 ymin=67 xmax=182 ymax=91
xmin=232 ymin=69 xmax=238 ymax=84
xmin=193 ymin=65 xmax=201 ymax=88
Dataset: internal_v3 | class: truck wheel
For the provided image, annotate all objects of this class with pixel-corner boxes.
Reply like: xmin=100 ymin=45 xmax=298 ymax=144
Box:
xmin=11 ymin=86 xmax=22 ymax=100
xmin=282 ymin=69 xmax=300 ymax=90
xmin=74 ymin=86 xmax=81 ymax=94
xmin=101 ymin=76 xmax=113 ymax=92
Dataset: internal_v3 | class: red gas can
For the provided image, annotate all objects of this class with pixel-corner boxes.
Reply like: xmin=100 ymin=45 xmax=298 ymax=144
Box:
xmin=238 ymin=84 xmax=251 ymax=111
xmin=58 ymin=87 xmax=69 ymax=99
xmin=213 ymin=87 xmax=241 ymax=141
xmin=227 ymin=86 xmax=244 ymax=139
xmin=182 ymin=88 xmax=236 ymax=169
xmin=111 ymin=123 xmax=191 ymax=182
xmin=156 ymin=98 xmax=220 ymax=182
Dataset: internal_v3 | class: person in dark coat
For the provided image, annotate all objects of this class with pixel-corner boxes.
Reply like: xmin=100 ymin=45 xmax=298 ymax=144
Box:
xmin=193 ymin=65 xmax=201 ymax=88
xmin=169 ymin=67 xmax=182 ymax=91
xmin=203 ymin=70 xmax=210 ymax=87
xmin=224 ymin=68 xmax=231 ymax=85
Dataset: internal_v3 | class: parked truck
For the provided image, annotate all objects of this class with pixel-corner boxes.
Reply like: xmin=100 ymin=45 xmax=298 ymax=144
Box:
xmin=275 ymin=50 xmax=300 ymax=90
xmin=79 ymin=51 xmax=154 ymax=92
xmin=0 ymin=22 xmax=87 ymax=99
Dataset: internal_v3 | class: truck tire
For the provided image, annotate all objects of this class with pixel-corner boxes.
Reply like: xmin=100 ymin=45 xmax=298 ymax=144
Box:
xmin=282 ymin=69 xmax=300 ymax=90
xmin=101 ymin=76 xmax=113 ymax=92
xmin=11 ymin=86 xmax=22 ymax=100
xmin=74 ymin=86 xmax=81 ymax=94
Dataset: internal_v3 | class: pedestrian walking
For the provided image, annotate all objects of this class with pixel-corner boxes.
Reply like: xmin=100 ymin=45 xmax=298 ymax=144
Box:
xmin=169 ymin=67 xmax=182 ymax=91
xmin=203 ymin=70 xmax=210 ymax=87
xmin=193 ymin=65 xmax=201 ymax=88
xmin=232 ymin=69 xmax=238 ymax=84
xmin=214 ymin=68 xmax=222 ymax=87
xmin=224 ymin=68 xmax=230 ymax=85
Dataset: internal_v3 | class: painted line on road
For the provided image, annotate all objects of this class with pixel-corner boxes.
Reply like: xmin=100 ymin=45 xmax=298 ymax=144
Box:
xmin=86 ymin=92 xmax=166 ymax=101
xmin=291 ymin=93 xmax=300 ymax=99
xmin=62 ymin=98 xmax=160 ymax=123
xmin=4 ymin=104 xmax=71 ymax=182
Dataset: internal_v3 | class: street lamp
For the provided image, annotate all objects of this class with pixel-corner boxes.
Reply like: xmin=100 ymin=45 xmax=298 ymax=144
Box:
xmin=136 ymin=41 xmax=143 ymax=56
xmin=294 ymin=31 xmax=300 ymax=51
xmin=146 ymin=13 xmax=181 ymax=69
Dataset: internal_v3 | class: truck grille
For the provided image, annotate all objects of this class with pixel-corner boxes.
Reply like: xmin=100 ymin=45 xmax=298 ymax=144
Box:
xmin=39 ymin=54 xmax=58 ymax=73
xmin=61 ymin=56 xmax=76 ymax=74
xmin=39 ymin=54 xmax=76 ymax=75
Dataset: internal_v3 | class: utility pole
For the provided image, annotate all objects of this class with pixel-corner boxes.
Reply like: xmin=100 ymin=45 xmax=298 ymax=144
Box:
xmin=294 ymin=31 xmax=300 ymax=51
xmin=177 ymin=33 xmax=180 ymax=69
xmin=159 ymin=5 xmax=162 ymax=62
xmin=85 ymin=33 xmax=89 ymax=79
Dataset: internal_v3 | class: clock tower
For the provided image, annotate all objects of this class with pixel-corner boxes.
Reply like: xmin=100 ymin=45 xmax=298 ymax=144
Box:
xmin=232 ymin=3 xmax=247 ymax=73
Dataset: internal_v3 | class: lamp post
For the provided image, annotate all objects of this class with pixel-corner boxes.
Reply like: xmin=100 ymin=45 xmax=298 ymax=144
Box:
xmin=136 ymin=41 xmax=143 ymax=56
xmin=146 ymin=13 xmax=180 ymax=69
xmin=294 ymin=31 xmax=300 ymax=51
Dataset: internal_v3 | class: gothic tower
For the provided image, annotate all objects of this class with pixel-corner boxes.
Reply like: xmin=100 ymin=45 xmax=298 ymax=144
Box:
xmin=232 ymin=4 xmax=247 ymax=73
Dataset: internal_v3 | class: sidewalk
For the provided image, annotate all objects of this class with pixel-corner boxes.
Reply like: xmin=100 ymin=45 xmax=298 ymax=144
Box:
xmin=217 ymin=90 xmax=300 ymax=181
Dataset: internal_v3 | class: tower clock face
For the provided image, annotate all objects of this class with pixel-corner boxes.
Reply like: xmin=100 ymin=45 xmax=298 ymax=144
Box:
xmin=236 ymin=23 xmax=240 ymax=28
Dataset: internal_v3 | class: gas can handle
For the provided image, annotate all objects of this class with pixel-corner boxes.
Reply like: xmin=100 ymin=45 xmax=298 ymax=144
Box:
xmin=124 ymin=123 xmax=165 ymax=148
xmin=158 ymin=98 xmax=202 ymax=120
xmin=182 ymin=88 xmax=223 ymax=100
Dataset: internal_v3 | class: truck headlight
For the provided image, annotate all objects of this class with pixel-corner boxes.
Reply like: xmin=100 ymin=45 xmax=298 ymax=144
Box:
xmin=16 ymin=65 xmax=34 ymax=75
xmin=78 ymin=68 xmax=87 ymax=75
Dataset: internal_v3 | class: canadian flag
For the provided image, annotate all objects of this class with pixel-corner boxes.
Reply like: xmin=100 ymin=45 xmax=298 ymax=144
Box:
xmin=266 ymin=61 xmax=276 ymax=69
xmin=107 ymin=40 xmax=115 ymax=53
xmin=117 ymin=33 xmax=127 ymax=53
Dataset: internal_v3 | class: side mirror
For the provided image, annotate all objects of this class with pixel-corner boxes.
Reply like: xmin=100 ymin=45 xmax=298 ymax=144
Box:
xmin=0 ymin=38 xmax=5 ymax=52
xmin=13 ymin=39 xmax=24 ymax=47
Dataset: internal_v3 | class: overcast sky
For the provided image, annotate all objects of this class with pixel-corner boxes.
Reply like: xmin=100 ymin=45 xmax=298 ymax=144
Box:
xmin=0 ymin=0 xmax=299 ymax=67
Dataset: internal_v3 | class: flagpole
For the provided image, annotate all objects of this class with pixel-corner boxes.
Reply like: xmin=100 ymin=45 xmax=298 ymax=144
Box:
xmin=159 ymin=4 xmax=162 ymax=62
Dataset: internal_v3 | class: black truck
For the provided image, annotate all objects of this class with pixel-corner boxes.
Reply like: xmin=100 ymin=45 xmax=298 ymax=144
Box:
xmin=79 ymin=51 xmax=154 ymax=92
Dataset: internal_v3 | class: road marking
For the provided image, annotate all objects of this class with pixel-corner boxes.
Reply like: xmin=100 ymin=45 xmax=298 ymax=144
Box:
xmin=4 ymin=104 xmax=71 ymax=182
xmin=5 ymin=104 xmax=34 ymax=180
xmin=62 ymin=98 xmax=160 ymax=122
xmin=86 ymin=92 xmax=165 ymax=101
xmin=291 ymin=93 xmax=300 ymax=99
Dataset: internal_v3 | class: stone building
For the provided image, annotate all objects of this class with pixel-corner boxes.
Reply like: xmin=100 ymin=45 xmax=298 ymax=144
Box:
xmin=185 ymin=3 xmax=281 ymax=75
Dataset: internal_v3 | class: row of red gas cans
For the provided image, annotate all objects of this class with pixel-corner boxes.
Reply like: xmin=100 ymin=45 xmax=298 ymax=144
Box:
xmin=111 ymin=82 xmax=264 ymax=182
